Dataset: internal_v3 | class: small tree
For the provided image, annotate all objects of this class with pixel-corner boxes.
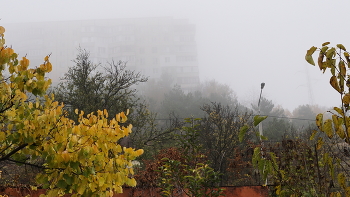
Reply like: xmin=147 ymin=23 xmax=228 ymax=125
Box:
xmin=54 ymin=48 xmax=148 ymax=122
xmin=0 ymin=26 xmax=143 ymax=196
xmin=199 ymin=102 xmax=253 ymax=185
xmin=241 ymin=43 xmax=350 ymax=196
xmin=305 ymin=42 xmax=350 ymax=196
xmin=157 ymin=119 xmax=224 ymax=197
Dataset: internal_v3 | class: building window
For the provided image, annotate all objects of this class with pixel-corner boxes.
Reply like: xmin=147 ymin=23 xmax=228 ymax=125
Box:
xmin=176 ymin=56 xmax=196 ymax=62
xmin=153 ymin=68 xmax=158 ymax=74
xmin=152 ymin=47 xmax=158 ymax=53
xmin=153 ymin=58 xmax=158 ymax=64
xmin=165 ymin=57 xmax=170 ymax=63
xmin=165 ymin=46 xmax=171 ymax=53
xmin=98 ymin=47 xmax=106 ymax=54
xmin=139 ymin=48 xmax=145 ymax=54
xmin=139 ymin=58 xmax=145 ymax=65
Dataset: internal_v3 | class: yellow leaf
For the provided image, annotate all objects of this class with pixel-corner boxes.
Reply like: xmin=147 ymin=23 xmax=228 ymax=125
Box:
xmin=98 ymin=176 xmax=105 ymax=187
xmin=318 ymin=52 xmax=324 ymax=70
xmin=323 ymin=119 xmax=333 ymax=138
xmin=339 ymin=60 xmax=346 ymax=77
xmin=275 ymin=184 xmax=281 ymax=195
xmin=0 ymin=26 xmax=5 ymax=34
xmin=77 ymin=183 xmax=85 ymax=195
xmin=316 ymin=113 xmax=323 ymax=130
xmin=136 ymin=149 xmax=144 ymax=156
xmin=338 ymin=173 xmax=346 ymax=188
xmin=309 ymin=130 xmax=318 ymax=140
xmin=126 ymin=109 xmax=130 ymax=115
xmin=46 ymin=62 xmax=52 ymax=72
xmin=343 ymin=94 xmax=350 ymax=105
xmin=337 ymin=44 xmax=347 ymax=51
xmin=334 ymin=107 xmax=344 ymax=116
xmin=306 ymin=46 xmax=317 ymax=56
xmin=61 ymin=150 xmax=70 ymax=162
xmin=330 ymin=76 xmax=342 ymax=93
xmin=316 ymin=137 xmax=324 ymax=149
xmin=114 ymin=185 xmax=123 ymax=193
xmin=120 ymin=112 xmax=127 ymax=122
xmin=322 ymin=42 xmax=330 ymax=46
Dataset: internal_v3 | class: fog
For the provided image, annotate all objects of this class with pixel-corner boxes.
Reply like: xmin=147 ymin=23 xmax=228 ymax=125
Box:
xmin=2 ymin=0 xmax=349 ymax=111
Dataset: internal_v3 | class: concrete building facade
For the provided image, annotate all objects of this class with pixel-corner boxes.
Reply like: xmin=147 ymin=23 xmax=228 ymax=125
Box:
xmin=4 ymin=17 xmax=200 ymax=91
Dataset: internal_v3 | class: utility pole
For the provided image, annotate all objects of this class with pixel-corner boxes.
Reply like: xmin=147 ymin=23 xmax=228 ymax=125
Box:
xmin=258 ymin=82 xmax=267 ymax=186
xmin=258 ymin=82 xmax=265 ymax=139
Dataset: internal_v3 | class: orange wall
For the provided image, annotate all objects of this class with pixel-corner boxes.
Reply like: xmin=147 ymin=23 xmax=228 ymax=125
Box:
xmin=0 ymin=186 xmax=268 ymax=197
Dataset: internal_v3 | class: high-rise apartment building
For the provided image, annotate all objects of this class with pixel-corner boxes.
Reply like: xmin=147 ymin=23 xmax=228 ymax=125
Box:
xmin=4 ymin=17 xmax=200 ymax=91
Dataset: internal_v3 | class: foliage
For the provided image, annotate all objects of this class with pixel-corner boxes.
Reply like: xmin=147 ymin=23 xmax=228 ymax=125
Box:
xmin=134 ymin=121 xmax=224 ymax=196
xmin=158 ymin=85 xmax=206 ymax=119
xmin=291 ymin=104 xmax=317 ymax=131
xmin=199 ymin=102 xmax=253 ymax=185
xmin=130 ymin=114 xmax=184 ymax=160
xmin=225 ymin=143 xmax=261 ymax=186
xmin=0 ymin=26 xmax=143 ymax=196
xmin=157 ymin=119 xmax=224 ymax=197
xmin=251 ymin=97 xmax=292 ymax=141
xmin=304 ymin=42 xmax=350 ymax=196
xmin=54 ymin=47 xmax=148 ymax=123
xmin=245 ymin=42 xmax=350 ymax=197
xmin=53 ymin=48 xmax=181 ymax=160
xmin=150 ymin=80 xmax=238 ymax=120
xmin=252 ymin=139 xmax=336 ymax=196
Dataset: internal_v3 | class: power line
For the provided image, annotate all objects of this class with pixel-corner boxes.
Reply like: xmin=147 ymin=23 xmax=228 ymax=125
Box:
xmin=152 ymin=114 xmax=316 ymax=122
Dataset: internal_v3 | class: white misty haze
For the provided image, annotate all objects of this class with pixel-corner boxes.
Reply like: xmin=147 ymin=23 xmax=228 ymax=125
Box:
xmin=1 ymin=0 xmax=348 ymax=111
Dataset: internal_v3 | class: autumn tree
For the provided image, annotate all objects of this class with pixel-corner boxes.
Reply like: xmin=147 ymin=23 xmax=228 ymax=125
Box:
xmin=54 ymin=48 xmax=148 ymax=122
xmin=0 ymin=26 xmax=143 ymax=196
xmin=243 ymin=43 xmax=350 ymax=196
xmin=199 ymin=102 xmax=253 ymax=185
xmin=135 ymin=119 xmax=224 ymax=197
xmin=304 ymin=42 xmax=350 ymax=196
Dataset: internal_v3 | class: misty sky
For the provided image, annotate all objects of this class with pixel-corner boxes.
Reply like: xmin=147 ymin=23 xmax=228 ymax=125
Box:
xmin=2 ymin=0 xmax=349 ymax=111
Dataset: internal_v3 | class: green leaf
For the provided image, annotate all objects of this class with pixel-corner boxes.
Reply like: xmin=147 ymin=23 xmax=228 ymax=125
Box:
xmin=70 ymin=161 xmax=80 ymax=172
xmin=326 ymin=47 xmax=336 ymax=58
xmin=305 ymin=46 xmax=317 ymax=65
xmin=36 ymin=174 xmax=48 ymax=184
xmin=321 ymin=46 xmax=329 ymax=53
xmin=254 ymin=115 xmax=267 ymax=127
xmin=63 ymin=174 xmax=73 ymax=185
xmin=57 ymin=179 xmax=67 ymax=189
xmin=239 ymin=125 xmax=248 ymax=142
xmin=305 ymin=55 xmax=315 ymax=66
